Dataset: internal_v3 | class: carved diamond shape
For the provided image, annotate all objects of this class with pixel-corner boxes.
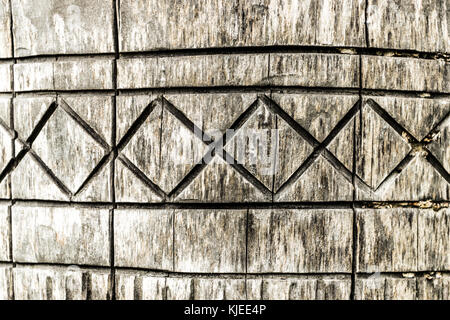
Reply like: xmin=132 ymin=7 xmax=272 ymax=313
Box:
xmin=225 ymin=99 xmax=313 ymax=191
xmin=122 ymin=101 xmax=208 ymax=194
xmin=32 ymin=107 xmax=106 ymax=193
xmin=357 ymin=104 xmax=411 ymax=190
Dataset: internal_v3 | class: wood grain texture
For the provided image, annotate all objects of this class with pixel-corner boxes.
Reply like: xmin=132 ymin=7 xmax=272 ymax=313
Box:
xmin=269 ymin=53 xmax=360 ymax=87
xmin=362 ymin=56 xmax=450 ymax=92
xmin=115 ymin=271 xmax=248 ymax=300
xmin=114 ymin=209 xmax=173 ymax=270
xmin=248 ymin=209 xmax=353 ymax=273
xmin=0 ymin=62 xmax=12 ymax=92
xmin=13 ymin=96 xmax=56 ymax=140
xmin=357 ymin=208 xmax=418 ymax=272
xmin=417 ymin=275 xmax=450 ymax=300
xmin=117 ymin=54 xmax=269 ymax=89
xmin=175 ymin=155 xmax=269 ymax=202
xmin=0 ymin=205 xmax=10 ymax=261
xmin=11 ymin=0 xmax=114 ymax=57
xmin=0 ymin=265 xmax=13 ymax=300
xmin=119 ymin=0 xmax=365 ymax=51
xmin=32 ymin=107 xmax=106 ymax=194
xmin=12 ymin=152 xmax=69 ymax=201
xmin=355 ymin=276 xmax=417 ymax=300
xmin=418 ymin=208 xmax=450 ymax=271
xmin=164 ymin=93 xmax=257 ymax=134
xmin=367 ymin=0 xmax=449 ymax=53
xmin=12 ymin=205 xmax=110 ymax=266
xmin=247 ymin=276 xmax=351 ymax=300
xmin=174 ymin=209 xmax=246 ymax=273
xmin=0 ymin=0 xmax=12 ymax=58
xmin=356 ymin=96 xmax=449 ymax=201
xmin=14 ymin=59 xmax=113 ymax=91
xmin=13 ymin=265 xmax=111 ymax=300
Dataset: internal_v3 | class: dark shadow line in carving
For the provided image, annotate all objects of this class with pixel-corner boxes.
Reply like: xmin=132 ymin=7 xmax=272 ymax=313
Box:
xmin=426 ymin=151 xmax=450 ymax=185
xmin=161 ymin=96 xmax=213 ymax=144
xmin=365 ymin=98 xmax=418 ymax=143
xmin=273 ymin=151 xmax=320 ymax=199
xmin=421 ymin=111 xmax=450 ymax=145
xmin=58 ymin=98 xmax=111 ymax=150
xmin=259 ymin=94 xmax=320 ymax=148
xmin=25 ymin=101 xmax=58 ymax=145
xmin=73 ymin=152 xmax=113 ymax=198
xmin=167 ymin=162 xmax=208 ymax=200
xmin=116 ymin=97 xmax=161 ymax=151
xmin=167 ymin=98 xmax=261 ymax=200
xmin=28 ymin=149 xmax=72 ymax=197
xmin=117 ymin=154 xmax=166 ymax=200
xmin=374 ymin=151 xmax=416 ymax=193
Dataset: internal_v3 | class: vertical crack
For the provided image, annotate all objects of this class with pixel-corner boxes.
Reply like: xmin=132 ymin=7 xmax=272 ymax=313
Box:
xmin=110 ymin=0 xmax=120 ymax=301
xmin=364 ymin=0 xmax=369 ymax=48
xmin=350 ymin=54 xmax=363 ymax=300
xmin=8 ymin=0 xmax=16 ymax=301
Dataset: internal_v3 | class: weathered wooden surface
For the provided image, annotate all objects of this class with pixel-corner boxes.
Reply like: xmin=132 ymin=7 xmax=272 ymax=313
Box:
xmin=115 ymin=271 xmax=249 ymax=300
xmin=362 ymin=56 xmax=450 ymax=92
xmin=119 ymin=0 xmax=365 ymax=51
xmin=12 ymin=265 xmax=111 ymax=300
xmin=0 ymin=265 xmax=13 ymax=300
xmin=357 ymin=208 xmax=450 ymax=272
xmin=11 ymin=0 xmax=114 ymax=57
xmin=174 ymin=209 xmax=246 ymax=273
xmin=118 ymin=55 xmax=269 ymax=89
xmin=0 ymin=62 xmax=12 ymax=92
xmin=248 ymin=276 xmax=351 ymax=300
xmin=355 ymin=274 xmax=450 ymax=300
xmin=14 ymin=58 xmax=113 ymax=91
xmin=356 ymin=96 xmax=450 ymax=201
xmin=0 ymin=205 xmax=10 ymax=261
xmin=1 ymin=0 xmax=450 ymax=301
xmin=248 ymin=209 xmax=353 ymax=273
xmin=418 ymin=208 xmax=450 ymax=271
xmin=114 ymin=209 xmax=173 ymax=270
xmin=269 ymin=53 xmax=360 ymax=87
xmin=367 ymin=0 xmax=449 ymax=53
xmin=12 ymin=205 xmax=110 ymax=266
xmin=357 ymin=208 xmax=418 ymax=273
xmin=0 ymin=0 xmax=12 ymax=58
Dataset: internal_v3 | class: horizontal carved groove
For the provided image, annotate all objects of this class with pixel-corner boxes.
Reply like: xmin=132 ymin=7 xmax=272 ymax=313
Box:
xmin=1 ymin=45 xmax=448 ymax=62
xmin=2 ymin=261 xmax=449 ymax=278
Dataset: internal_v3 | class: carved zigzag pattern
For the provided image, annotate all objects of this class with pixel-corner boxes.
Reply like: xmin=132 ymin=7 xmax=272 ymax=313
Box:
xmin=0 ymin=95 xmax=448 ymax=202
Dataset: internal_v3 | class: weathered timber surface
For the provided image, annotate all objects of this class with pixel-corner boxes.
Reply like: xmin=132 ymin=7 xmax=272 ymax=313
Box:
xmin=0 ymin=0 xmax=12 ymax=58
xmin=12 ymin=265 xmax=111 ymax=300
xmin=117 ymin=53 xmax=360 ymax=89
xmin=367 ymin=0 xmax=450 ymax=53
xmin=12 ymin=205 xmax=110 ymax=266
xmin=357 ymin=208 xmax=450 ymax=272
xmin=362 ymin=56 xmax=450 ymax=92
xmin=173 ymin=210 xmax=246 ymax=273
xmin=119 ymin=0 xmax=366 ymax=51
xmin=114 ymin=209 xmax=173 ymax=270
xmin=14 ymin=58 xmax=114 ymax=91
xmin=1 ymin=0 xmax=450 ymax=301
xmin=0 ymin=205 xmax=10 ymax=261
xmin=115 ymin=271 xmax=351 ymax=300
xmin=355 ymin=274 xmax=450 ymax=300
xmin=0 ymin=62 xmax=12 ymax=92
xmin=11 ymin=0 xmax=114 ymax=57
xmin=0 ymin=265 xmax=13 ymax=300
xmin=356 ymin=96 xmax=450 ymax=201
xmin=248 ymin=209 xmax=353 ymax=273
